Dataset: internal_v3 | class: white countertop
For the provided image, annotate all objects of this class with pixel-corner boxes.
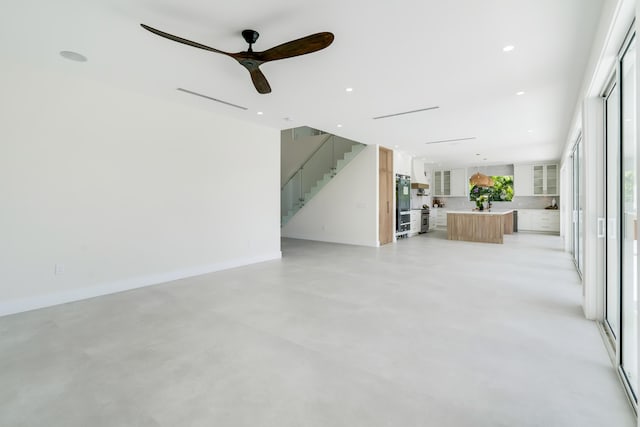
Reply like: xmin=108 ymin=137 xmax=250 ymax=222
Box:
xmin=447 ymin=209 xmax=515 ymax=216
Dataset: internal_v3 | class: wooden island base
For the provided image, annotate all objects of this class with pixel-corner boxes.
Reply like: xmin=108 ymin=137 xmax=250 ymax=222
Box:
xmin=447 ymin=210 xmax=514 ymax=244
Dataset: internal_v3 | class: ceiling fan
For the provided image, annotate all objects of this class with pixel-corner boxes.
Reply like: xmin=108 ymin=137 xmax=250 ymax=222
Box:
xmin=140 ymin=24 xmax=334 ymax=94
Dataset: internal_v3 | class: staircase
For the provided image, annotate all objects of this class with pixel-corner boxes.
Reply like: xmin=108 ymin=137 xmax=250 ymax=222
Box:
xmin=281 ymin=134 xmax=366 ymax=226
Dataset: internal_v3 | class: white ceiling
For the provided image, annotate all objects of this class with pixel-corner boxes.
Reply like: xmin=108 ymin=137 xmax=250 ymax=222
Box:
xmin=1 ymin=0 xmax=605 ymax=167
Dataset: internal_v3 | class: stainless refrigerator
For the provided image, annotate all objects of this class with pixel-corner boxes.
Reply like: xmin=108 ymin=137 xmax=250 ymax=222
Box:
xmin=396 ymin=174 xmax=411 ymax=237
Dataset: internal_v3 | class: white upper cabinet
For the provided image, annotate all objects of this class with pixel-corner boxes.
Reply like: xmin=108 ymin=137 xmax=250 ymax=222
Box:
xmin=412 ymin=159 xmax=427 ymax=184
xmin=538 ymin=164 xmax=558 ymax=195
xmin=514 ymin=164 xmax=534 ymax=196
xmin=515 ymin=163 xmax=558 ymax=196
xmin=432 ymin=168 xmax=465 ymax=196
xmin=450 ymin=168 xmax=467 ymax=197
xmin=433 ymin=170 xmax=450 ymax=195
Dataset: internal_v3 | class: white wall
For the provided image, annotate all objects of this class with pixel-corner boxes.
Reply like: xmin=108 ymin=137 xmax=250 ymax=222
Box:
xmin=0 ymin=61 xmax=281 ymax=316
xmin=281 ymin=144 xmax=378 ymax=246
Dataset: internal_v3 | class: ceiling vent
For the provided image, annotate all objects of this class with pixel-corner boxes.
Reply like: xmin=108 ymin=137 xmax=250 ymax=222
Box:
xmin=373 ymin=106 xmax=439 ymax=120
xmin=177 ymin=88 xmax=248 ymax=110
xmin=424 ymin=136 xmax=476 ymax=145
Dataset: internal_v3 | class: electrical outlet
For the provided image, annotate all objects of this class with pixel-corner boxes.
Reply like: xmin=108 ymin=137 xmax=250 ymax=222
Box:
xmin=54 ymin=264 xmax=65 ymax=275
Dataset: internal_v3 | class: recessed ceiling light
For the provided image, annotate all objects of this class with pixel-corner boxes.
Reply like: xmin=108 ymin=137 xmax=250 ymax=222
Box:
xmin=503 ymin=45 xmax=515 ymax=52
xmin=59 ymin=50 xmax=87 ymax=62
xmin=257 ymin=111 xmax=263 ymax=115
xmin=345 ymin=87 xmax=353 ymax=92
xmin=337 ymin=124 xmax=343 ymax=128
xmin=516 ymin=91 xmax=525 ymax=96
xmin=475 ymin=153 xmax=480 ymax=156
xmin=527 ymin=129 xmax=533 ymax=133
xmin=394 ymin=145 xmax=400 ymax=148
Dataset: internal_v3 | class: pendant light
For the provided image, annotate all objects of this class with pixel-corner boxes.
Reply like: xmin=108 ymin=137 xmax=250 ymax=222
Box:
xmin=469 ymin=171 xmax=493 ymax=187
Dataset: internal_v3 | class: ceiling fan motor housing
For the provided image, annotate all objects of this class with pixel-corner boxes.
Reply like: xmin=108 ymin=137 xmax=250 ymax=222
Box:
xmin=242 ymin=29 xmax=259 ymax=45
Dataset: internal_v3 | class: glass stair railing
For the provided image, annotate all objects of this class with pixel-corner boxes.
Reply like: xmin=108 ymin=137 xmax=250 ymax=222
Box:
xmin=281 ymin=135 xmax=366 ymax=226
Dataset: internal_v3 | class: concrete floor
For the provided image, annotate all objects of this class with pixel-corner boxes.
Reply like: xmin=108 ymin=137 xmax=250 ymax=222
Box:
xmin=0 ymin=231 xmax=634 ymax=426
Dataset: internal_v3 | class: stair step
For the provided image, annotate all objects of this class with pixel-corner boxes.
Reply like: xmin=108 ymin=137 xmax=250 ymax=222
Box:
xmin=282 ymin=142 xmax=366 ymax=227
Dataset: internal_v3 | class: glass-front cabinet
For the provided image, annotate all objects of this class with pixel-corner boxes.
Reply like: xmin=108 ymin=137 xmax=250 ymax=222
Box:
xmin=515 ymin=163 xmax=558 ymax=196
xmin=533 ymin=166 xmax=544 ymax=194
xmin=546 ymin=164 xmax=558 ymax=194
xmin=533 ymin=164 xmax=558 ymax=195
xmin=443 ymin=171 xmax=451 ymax=195
xmin=434 ymin=171 xmax=442 ymax=195
xmin=433 ymin=170 xmax=451 ymax=196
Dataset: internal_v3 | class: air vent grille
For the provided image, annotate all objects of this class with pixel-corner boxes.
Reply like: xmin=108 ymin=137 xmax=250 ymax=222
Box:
xmin=373 ymin=106 xmax=439 ymax=120
xmin=177 ymin=88 xmax=248 ymax=110
xmin=424 ymin=137 xmax=477 ymax=145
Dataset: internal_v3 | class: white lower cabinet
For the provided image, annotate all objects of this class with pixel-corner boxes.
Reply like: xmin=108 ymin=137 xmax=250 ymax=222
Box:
xmin=435 ymin=208 xmax=447 ymax=228
xmin=429 ymin=210 xmax=437 ymax=230
xmin=517 ymin=209 xmax=559 ymax=234
xmin=409 ymin=210 xmax=421 ymax=236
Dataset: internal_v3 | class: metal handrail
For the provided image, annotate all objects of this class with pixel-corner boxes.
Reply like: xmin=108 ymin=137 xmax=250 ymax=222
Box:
xmin=281 ymin=134 xmax=333 ymax=190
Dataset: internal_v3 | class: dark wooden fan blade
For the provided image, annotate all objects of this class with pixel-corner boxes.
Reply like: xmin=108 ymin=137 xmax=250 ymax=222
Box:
xmin=248 ymin=67 xmax=272 ymax=94
xmin=140 ymin=24 xmax=231 ymax=57
xmin=256 ymin=32 xmax=334 ymax=62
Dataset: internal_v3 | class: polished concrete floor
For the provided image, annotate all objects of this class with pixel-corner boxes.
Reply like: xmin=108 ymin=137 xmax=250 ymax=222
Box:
xmin=0 ymin=231 xmax=634 ymax=426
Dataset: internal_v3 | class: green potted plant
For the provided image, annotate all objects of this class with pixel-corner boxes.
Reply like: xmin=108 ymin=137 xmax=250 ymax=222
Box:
xmin=476 ymin=194 xmax=488 ymax=210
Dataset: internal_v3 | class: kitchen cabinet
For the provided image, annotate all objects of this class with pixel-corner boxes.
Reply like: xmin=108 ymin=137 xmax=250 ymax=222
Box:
xmin=533 ymin=164 xmax=558 ymax=195
xmin=517 ymin=209 xmax=559 ymax=234
xmin=433 ymin=170 xmax=449 ymax=196
xmin=450 ymin=168 xmax=467 ymax=196
xmin=433 ymin=208 xmax=448 ymax=228
xmin=514 ymin=164 xmax=534 ymax=196
xmin=514 ymin=164 xmax=558 ymax=196
xmin=409 ymin=210 xmax=421 ymax=236
xmin=433 ymin=168 xmax=465 ymax=196
xmin=517 ymin=210 xmax=534 ymax=230
xmin=429 ymin=209 xmax=438 ymax=230
xmin=447 ymin=210 xmax=514 ymax=244
xmin=412 ymin=159 xmax=427 ymax=184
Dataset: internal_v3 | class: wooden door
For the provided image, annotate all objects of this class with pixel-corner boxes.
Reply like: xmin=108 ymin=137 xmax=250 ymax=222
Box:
xmin=379 ymin=147 xmax=394 ymax=245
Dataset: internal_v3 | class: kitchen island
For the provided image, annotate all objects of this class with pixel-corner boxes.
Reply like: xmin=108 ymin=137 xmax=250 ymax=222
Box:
xmin=447 ymin=210 xmax=515 ymax=244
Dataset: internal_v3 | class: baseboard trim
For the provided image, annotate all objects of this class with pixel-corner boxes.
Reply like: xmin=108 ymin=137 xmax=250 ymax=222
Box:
xmin=0 ymin=251 xmax=282 ymax=317
xmin=280 ymin=234 xmax=378 ymax=248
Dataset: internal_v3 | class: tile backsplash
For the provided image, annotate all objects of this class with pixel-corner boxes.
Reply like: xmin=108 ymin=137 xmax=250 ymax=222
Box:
xmin=410 ymin=189 xmax=432 ymax=209
xmin=434 ymin=196 xmax=559 ymax=210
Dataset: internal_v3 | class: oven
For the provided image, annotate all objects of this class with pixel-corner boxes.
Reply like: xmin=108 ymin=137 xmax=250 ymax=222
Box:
xmin=398 ymin=211 xmax=411 ymax=233
xmin=420 ymin=208 xmax=430 ymax=233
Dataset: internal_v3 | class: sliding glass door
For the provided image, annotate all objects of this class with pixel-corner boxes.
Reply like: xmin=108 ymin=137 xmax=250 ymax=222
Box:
xmin=572 ymin=138 xmax=584 ymax=275
xmin=599 ymin=28 xmax=637 ymax=405
xmin=604 ymin=79 xmax=620 ymax=341
xmin=620 ymin=34 xmax=637 ymax=398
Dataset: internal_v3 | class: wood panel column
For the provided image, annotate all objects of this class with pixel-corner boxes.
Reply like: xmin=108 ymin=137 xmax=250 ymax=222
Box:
xmin=379 ymin=147 xmax=394 ymax=245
